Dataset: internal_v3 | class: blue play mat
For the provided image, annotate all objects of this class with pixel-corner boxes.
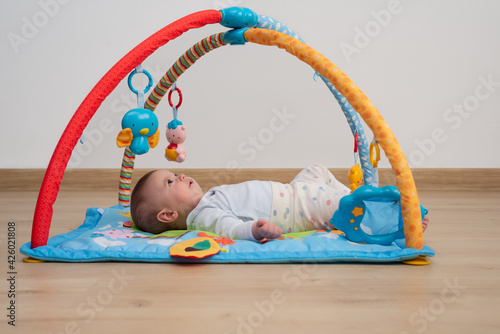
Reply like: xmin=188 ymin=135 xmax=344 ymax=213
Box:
xmin=21 ymin=206 xmax=434 ymax=263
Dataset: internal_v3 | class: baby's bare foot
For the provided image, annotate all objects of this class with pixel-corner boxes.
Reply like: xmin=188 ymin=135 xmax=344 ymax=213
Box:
xmin=422 ymin=215 xmax=429 ymax=232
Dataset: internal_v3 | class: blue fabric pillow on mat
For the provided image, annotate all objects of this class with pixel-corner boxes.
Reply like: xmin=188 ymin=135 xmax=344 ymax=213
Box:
xmin=21 ymin=206 xmax=434 ymax=263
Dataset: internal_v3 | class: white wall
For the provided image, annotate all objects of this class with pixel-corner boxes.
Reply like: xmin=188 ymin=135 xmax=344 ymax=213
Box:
xmin=2 ymin=0 xmax=499 ymax=169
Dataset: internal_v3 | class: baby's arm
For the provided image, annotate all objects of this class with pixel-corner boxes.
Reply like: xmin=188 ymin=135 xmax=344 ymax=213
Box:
xmin=251 ymin=219 xmax=282 ymax=240
xmin=191 ymin=190 xmax=281 ymax=241
xmin=191 ymin=202 xmax=273 ymax=241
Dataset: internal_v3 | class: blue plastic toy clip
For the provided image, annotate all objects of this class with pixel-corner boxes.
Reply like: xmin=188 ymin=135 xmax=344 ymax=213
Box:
xmin=219 ymin=7 xmax=258 ymax=28
xmin=223 ymin=28 xmax=248 ymax=45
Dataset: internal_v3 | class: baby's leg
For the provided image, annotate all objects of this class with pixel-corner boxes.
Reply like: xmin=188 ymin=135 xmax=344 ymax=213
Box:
xmin=292 ymin=164 xmax=350 ymax=195
xmin=291 ymin=164 xmax=350 ymax=231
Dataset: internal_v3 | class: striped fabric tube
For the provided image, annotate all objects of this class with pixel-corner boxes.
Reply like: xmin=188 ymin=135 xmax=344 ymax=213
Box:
xmin=145 ymin=33 xmax=226 ymax=111
xmin=118 ymin=147 xmax=136 ymax=207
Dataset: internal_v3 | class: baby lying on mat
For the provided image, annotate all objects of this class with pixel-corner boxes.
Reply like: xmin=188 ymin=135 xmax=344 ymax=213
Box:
xmin=130 ymin=164 xmax=429 ymax=241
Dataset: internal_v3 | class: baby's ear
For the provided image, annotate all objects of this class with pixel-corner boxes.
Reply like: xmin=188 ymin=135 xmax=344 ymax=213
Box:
xmin=157 ymin=209 xmax=178 ymax=223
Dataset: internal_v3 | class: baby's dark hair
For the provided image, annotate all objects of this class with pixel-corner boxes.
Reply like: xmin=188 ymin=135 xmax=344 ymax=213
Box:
xmin=130 ymin=170 xmax=169 ymax=234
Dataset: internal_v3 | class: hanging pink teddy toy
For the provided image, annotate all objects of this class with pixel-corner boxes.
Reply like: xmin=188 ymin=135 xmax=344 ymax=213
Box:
xmin=165 ymin=119 xmax=186 ymax=163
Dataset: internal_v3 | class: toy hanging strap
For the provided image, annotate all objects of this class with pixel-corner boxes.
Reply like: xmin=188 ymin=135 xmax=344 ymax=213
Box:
xmin=353 ymin=131 xmax=359 ymax=164
xmin=370 ymin=138 xmax=381 ymax=187
xmin=168 ymin=81 xmax=183 ymax=120
xmin=165 ymin=82 xmax=187 ymax=162
xmin=117 ymin=66 xmax=155 ymax=206
xmin=348 ymin=131 xmax=364 ymax=192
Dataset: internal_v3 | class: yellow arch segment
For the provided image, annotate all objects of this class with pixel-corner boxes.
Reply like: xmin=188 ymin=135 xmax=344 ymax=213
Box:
xmin=245 ymin=28 xmax=424 ymax=250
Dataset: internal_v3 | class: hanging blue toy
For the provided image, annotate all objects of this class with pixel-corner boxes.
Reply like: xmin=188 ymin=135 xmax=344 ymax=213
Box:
xmin=116 ymin=67 xmax=159 ymax=155
xmin=117 ymin=108 xmax=159 ymax=155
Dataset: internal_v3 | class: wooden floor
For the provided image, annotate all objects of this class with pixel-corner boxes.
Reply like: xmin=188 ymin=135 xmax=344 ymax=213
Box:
xmin=1 ymin=170 xmax=500 ymax=333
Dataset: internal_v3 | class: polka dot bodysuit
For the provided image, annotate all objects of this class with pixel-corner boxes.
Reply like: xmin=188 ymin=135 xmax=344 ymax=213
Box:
xmin=270 ymin=164 xmax=351 ymax=233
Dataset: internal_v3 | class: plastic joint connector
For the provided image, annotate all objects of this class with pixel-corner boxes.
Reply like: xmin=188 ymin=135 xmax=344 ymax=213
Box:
xmin=219 ymin=7 xmax=258 ymax=28
xmin=223 ymin=28 xmax=248 ymax=45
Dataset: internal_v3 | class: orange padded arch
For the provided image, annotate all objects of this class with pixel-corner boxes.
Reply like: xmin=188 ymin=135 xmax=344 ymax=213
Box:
xmin=244 ymin=28 xmax=424 ymax=249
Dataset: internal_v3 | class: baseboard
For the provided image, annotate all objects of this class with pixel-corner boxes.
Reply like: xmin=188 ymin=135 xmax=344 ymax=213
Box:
xmin=1 ymin=168 xmax=499 ymax=192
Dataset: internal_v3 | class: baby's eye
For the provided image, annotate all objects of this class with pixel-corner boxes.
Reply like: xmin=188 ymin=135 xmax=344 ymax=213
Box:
xmin=167 ymin=179 xmax=173 ymax=186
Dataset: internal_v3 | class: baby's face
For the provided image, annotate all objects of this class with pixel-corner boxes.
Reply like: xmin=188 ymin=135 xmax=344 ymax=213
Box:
xmin=147 ymin=170 xmax=204 ymax=216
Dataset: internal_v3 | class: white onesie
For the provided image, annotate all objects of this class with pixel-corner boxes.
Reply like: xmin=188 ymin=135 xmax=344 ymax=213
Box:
xmin=186 ymin=164 xmax=350 ymax=240
xmin=270 ymin=164 xmax=350 ymax=233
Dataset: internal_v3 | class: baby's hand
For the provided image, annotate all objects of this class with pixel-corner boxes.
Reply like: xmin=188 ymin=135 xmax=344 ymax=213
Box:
xmin=252 ymin=219 xmax=282 ymax=241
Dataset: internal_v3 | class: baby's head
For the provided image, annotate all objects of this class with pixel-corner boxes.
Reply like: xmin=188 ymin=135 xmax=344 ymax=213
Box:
xmin=130 ymin=170 xmax=204 ymax=234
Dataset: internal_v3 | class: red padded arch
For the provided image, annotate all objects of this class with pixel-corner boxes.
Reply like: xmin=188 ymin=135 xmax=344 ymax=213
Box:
xmin=31 ymin=10 xmax=222 ymax=248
